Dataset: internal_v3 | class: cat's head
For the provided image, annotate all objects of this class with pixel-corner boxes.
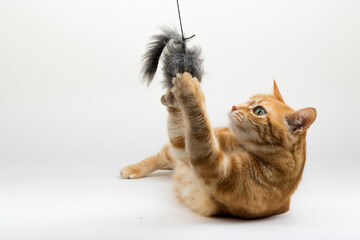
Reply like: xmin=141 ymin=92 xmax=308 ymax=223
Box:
xmin=228 ymin=81 xmax=316 ymax=149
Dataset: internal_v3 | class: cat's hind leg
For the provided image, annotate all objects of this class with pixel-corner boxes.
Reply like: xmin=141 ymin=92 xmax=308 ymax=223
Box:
xmin=120 ymin=145 xmax=174 ymax=179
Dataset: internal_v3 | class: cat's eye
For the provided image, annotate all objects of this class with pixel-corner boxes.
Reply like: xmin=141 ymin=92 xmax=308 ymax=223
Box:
xmin=253 ymin=106 xmax=266 ymax=116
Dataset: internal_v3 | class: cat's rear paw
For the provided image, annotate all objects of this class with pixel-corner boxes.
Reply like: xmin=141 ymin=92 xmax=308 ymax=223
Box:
xmin=120 ymin=165 xmax=145 ymax=179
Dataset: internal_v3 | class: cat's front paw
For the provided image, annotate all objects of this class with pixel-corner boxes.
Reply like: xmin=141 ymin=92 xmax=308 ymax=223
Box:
xmin=161 ymin=90 xmax=179 ymax=108
xmin=172 ymin=72 xmax=204 ymax=106
xmin=120 ymin=164 xmax=146 ymax=179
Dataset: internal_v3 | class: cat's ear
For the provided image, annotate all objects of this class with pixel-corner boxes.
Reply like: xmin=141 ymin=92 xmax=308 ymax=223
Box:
xmin=273 ymin=80 xmax=285 ymax=103
xmin=286 ymin=108 xmax=317 ymax=134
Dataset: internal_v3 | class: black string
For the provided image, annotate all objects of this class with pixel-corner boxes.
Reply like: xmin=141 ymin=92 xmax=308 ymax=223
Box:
xmin=176 ymin=0 xmax=195 ymax=42
xmin=176 ymin=0 xmax=185 ymax=41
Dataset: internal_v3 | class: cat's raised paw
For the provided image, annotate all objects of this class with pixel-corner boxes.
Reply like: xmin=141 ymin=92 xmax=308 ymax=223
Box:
xmin=172 ymin=72 xmax=198 ymax=94
xmin=172 ymin=72 xmax=204 ymax=106
xmin=161 ymin=90 xmax=179 ymax=107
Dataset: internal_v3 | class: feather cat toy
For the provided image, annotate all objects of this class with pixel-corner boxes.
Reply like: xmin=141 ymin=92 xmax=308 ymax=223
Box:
xmin=141 ymin=1 xmax=203 ymax=89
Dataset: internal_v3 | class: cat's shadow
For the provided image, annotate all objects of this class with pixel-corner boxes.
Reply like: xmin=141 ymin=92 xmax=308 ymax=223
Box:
xmin=213 ymin=213 xmax=285 ymax=223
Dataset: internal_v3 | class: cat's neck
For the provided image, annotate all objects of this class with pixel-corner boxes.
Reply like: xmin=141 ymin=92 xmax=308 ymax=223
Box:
xmin=242 ymin=133 xmax=307 ymax=178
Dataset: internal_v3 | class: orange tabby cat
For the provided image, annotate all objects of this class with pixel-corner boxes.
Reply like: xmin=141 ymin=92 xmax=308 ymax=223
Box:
xmin=121 ymin=72 xmax=316 ymax=218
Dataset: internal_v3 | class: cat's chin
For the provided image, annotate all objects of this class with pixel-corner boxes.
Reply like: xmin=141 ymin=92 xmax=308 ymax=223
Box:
xmin=228 ymin=112 xmax=246 ymax=135
xmin=228 ymin=120 xmax=247 ymax=143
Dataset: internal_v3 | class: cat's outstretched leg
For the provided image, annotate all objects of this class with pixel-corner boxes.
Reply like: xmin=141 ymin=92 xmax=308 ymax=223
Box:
xmin=120 ymin=145 xmax=173 ymax=179
xmin=172 ymin=73 xmax=225 ymax=180
xmin=161 ymin=90 xmax=188 ymax=161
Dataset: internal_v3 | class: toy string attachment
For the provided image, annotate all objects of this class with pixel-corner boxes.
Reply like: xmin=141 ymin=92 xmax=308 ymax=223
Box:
xmin=176 ymin=0 xmax=195 ymax=41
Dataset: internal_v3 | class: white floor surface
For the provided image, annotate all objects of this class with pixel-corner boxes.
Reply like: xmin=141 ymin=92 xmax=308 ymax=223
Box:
xmin=1 ymin=154 xmax=359 ymax=240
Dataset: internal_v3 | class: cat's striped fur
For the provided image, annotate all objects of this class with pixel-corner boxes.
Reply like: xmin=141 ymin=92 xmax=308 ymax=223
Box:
xmin=121 ymin=72 xmax=316 ymax=218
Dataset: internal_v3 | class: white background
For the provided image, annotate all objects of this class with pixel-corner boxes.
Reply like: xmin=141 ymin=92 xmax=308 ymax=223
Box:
xmin=1 ymin=0 xmax=359 ymax=239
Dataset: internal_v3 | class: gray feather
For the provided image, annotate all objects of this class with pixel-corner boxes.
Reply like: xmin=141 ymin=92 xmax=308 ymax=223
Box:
xmin=141 ymin=27 xmax=204 ymax=89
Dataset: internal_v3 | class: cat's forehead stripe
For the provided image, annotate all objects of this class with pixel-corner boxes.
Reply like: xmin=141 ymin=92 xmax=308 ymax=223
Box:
xmin=250 ymin=94 xmax=275 ymax=103
xmin=248 ymin=97 xmax=266 ymax=105
xmin=248 ymin=99 xmax=257 ymax=105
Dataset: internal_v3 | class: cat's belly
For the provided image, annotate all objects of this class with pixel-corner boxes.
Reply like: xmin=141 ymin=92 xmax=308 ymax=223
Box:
xmin=172 ymin=160 xmax=219 ymax=216
xmin=170 ymin=151 xmax=290 ymax=218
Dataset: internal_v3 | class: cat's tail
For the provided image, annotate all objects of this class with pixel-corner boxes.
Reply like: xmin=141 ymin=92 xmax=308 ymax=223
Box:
xmin=141 ymin=27 xmax=183 ymax=86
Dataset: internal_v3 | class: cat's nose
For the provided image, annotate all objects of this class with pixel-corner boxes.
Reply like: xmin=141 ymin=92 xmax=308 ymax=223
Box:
xmin=231 ymin=105 xmax=239 ymax=112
